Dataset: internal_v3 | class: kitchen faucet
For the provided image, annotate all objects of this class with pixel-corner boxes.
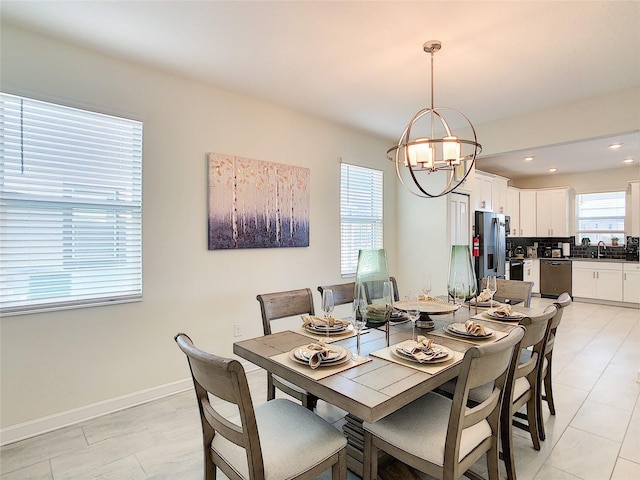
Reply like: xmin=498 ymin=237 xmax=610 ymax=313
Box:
xmin=597 ymin=240 xmax=606 ymax=259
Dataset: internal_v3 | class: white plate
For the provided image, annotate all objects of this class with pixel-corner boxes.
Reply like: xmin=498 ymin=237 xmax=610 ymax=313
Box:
xmin=486 ymin=310 xmax=525 ymax=321
xmin=304 ymin=324 xmax=352 ymax=336
xmin=294 ymin=345 xmax=346 ymax=363
xmin=392 ymin=342 xmax=452 ymax=364
xmin=289 ymin=346 xmax=352 ymax=367
xmin=446 ymin=323 xmax=494 ymax=339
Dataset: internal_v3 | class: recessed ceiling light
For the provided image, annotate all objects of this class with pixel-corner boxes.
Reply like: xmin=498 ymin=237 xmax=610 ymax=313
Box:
xmin=623 ymin=158 xmax=634 ymax=163
xmin=549 ymin=168 xmax=558 ymax=173
xmin=524 ymin=156 xmax=534 ymax=162
xmin=609 ymin=143 xmax=623 ymax=150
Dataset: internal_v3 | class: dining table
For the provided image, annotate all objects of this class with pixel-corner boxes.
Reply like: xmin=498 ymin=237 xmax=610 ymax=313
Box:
xmin=233 ymin=299 xmax=540 ymax=476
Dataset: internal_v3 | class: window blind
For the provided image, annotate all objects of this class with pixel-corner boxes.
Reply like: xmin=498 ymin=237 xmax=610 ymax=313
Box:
xmin=0 ymin=93 xmax=143 ymax=314
xmin=340 ymin=163 xmax=383 ymax=276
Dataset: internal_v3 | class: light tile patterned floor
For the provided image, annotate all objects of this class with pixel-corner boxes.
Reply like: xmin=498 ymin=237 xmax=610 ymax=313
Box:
xmin=1 ymin=298 xmax=639 ymax=479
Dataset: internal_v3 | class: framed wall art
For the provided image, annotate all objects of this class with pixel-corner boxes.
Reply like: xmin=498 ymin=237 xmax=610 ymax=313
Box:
xmin=208 ymin=152 xmax=310 ymax=249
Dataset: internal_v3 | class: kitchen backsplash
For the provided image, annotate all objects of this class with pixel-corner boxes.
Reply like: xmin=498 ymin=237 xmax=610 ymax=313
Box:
xmin=507 ymin=236 xmax=628 ymax=260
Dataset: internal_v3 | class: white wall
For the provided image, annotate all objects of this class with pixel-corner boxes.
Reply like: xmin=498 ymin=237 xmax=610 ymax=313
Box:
xmin=0 ymin=24 xmax=397 ymax=434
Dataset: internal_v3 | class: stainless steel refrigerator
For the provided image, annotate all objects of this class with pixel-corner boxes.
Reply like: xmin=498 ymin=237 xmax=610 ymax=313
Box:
xmin=474 ymin=211 xmax=508 ymax=283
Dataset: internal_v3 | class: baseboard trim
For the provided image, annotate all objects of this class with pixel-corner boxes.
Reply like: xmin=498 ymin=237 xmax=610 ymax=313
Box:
xmin=0 ymin=378 xmax=192 ymax=446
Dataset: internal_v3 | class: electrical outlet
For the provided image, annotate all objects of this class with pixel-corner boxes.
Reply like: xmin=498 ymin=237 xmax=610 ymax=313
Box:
xmin=234 ymin=323 xmax=243 ymax=337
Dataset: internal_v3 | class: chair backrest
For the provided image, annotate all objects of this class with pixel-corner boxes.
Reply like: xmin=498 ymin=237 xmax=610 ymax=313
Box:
xmin=481 ymin=278 xmax=534 ymax=307
xmin=362 ymin=276 xmax=400 ymax=303
xmin=174 ymin=333 xmax=265 ymax=480
xmin=317 ymin=282 xmax=356 ymax=306
xmin=446 ymin=326 xmax=525 ymax=473
xmin=256 ymin=288 xmax=315 ymax=335
xmin=516 ymin=306 xmax=557 ymax=379
xmin=550 ymin=292 xmax=571 ymax=330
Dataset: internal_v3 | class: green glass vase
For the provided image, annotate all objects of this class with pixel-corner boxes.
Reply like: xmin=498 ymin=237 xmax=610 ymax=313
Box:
xmin=354 ymin=249 xmax=392 ymax=328
xmin=447 ymin=245 xmax=478 ymax=301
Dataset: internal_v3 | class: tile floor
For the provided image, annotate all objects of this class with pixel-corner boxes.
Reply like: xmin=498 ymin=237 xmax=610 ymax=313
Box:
xmin=1 ymin=298 xmax=639 ymax=480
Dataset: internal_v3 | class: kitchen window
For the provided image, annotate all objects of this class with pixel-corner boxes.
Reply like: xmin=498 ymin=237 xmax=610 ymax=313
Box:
xmin=340 ymin=163 xmax=383 ymax=276
xmin=575 ymin=191 xmax=625 ymax=245
xmin=0 ymin=93 xmax=143 ymax=315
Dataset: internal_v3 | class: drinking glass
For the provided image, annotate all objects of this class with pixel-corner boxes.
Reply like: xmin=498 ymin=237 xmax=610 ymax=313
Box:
xmin=487 ymin=275 xmax=497 ymax=308
xmin=321 ymin=288 xmax=334 ymax=339
xmin=352 ymin=298 xmax=366 ymax=359
xmin=454 ymin=282 xmax=466 ymax=316
xmin=406 ymin=292 xmax=421 ymax=342
xmin=421 ymin=275 xmax=432 ymax=300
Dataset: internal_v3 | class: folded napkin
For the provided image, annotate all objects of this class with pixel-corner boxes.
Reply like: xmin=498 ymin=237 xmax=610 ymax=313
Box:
xmin=490 ymin=305 xmax=524 ymax=318
xmin=301 ymin=316 xmax=351 ymax=328
xmin=465 ymin=320 xmax=487 ymax=336
xmin=304 ymin=341 xmax=338 ymax=369
xmin=404 ymin=336 xmax=442 ymax=363
xmin=476 ymin=289 xmax=493 ymax=302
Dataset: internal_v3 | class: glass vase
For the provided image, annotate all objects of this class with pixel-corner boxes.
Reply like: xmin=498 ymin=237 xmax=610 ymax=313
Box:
xmin=447 ymin=245 xmax=478 ymax=301
xmin=354 ymin=249 xmax=392 ymax=330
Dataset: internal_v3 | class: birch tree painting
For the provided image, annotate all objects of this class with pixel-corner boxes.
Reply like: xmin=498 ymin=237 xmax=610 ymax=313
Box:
xmin=208 ymin=153 xmax=310 ymax=249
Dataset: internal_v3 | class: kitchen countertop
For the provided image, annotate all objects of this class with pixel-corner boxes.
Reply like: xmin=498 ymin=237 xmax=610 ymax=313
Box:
xmin=507 ymin=257 xmax=639 ymax=264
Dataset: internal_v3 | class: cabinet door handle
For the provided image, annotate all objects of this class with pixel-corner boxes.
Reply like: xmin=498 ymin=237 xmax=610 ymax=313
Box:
xmin=592 ymin=271 xmax=595 ymax=279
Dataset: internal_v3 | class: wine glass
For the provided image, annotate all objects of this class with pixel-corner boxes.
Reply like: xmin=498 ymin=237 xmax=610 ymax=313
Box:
xmin=406 ymin=292 xmax=421 ymax=342
xmin=352 ymin=298 xmax=366 ymax=359
xmin=421 ymin=274 xmax=432 ymax=300
xmin=487 ymin=275 xmax=497 ymax=308
xmin=454 ymin=282 xmax=466 ymax=316
xmin=382 ymin=280 xmax=393 ymax=346
xmin=321 ymin=288 xmax=334 ymax=340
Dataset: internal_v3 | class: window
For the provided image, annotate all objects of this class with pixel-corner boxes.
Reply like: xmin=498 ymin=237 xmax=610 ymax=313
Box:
xmin=575 ymin=191 xmax=625 ymax=245
xmin=340 ymin=163 xmax=383 ymax=276
xmin=1 ymin=93 xmax=143 ymax=314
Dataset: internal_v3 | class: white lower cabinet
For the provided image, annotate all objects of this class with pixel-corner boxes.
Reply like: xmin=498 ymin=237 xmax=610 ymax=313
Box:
xmin=623 ymin=263 xmax=640 ymax=303
xmin=523 ymin=259 xmax=540 ymax=294
xmin=572 ymin=261 xmax=623 ymax=302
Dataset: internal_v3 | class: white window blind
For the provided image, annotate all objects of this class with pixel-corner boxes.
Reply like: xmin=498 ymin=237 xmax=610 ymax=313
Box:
xmin=340 ymin=163 xmax=383 ymax=276
xmin=575 ymin=191 xmax=625 ymax=245
xmin=0 ymin=93 xmax=143 ymax=315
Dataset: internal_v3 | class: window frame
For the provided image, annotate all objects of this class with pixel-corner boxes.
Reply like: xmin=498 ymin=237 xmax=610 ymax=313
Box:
xmin=0 ymin=92 xmax=143 ymax=315
xmin=340 ymin=162 xmax=384 ymax=277
xmin=574 ymin=191 xmax=626 ymax=246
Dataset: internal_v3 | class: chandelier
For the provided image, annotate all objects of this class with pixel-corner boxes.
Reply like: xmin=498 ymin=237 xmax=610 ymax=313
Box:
xmin=387 ymin=41 xmax=482 ymax=198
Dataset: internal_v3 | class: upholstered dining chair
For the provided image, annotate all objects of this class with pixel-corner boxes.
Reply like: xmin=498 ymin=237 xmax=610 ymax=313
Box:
xmin=536 ymin=292 xmax=572 ymax=440
xmin=480 ymin=278 xmax=534 ymax=307
xmin=362 ymin=326 xmax=525 ymax=480
xmin=256 ymin=288 xmax=318 ymax=410
xmin=174 ymin=333 xmax=348 ymax=480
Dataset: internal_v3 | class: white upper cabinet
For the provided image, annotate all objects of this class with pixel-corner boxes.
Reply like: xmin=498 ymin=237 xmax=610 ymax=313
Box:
xmin=519 ymin=190 xmax=537 ymax=237
xmin=473 ymin=172 xmax=493 ymax=212
xmin=506 ymin=187 xmax=520 ymax=236
xmin=536 ymin=188 xmax=570 ymax=237
xmin=491 ymin=176 xmax=508 ymax=215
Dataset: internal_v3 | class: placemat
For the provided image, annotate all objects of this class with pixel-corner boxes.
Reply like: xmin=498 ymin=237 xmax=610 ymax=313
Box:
xmin=270 ymin=348 xmax=372 ymax=380
xmin=438 ymin=326 xmax=509 ymax=344
xmin=292 ymin=324 xmax=368 ymax=343
xmin=369 ymin=344 xmax=464 ymax=375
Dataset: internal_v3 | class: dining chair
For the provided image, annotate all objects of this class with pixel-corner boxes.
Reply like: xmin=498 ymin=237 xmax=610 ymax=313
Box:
xmin=536 ymin=292 xmax=572 ymax=440
xmin=481 ymin=278 xmax=534 ymax=307
xmin=174 ymin=333 xmax=348 ymax=480
xmin=256 ymin=288 xmax=318 ymax=410
xmin=317 ymin=282 xmax=356 ymax=306
xmin=362 ymin=326 xmax=525 ymax=480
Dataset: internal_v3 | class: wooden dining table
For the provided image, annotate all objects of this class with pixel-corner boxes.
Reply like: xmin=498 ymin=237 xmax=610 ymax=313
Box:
xmin=233 ymin=301 xmax=536 ymax=475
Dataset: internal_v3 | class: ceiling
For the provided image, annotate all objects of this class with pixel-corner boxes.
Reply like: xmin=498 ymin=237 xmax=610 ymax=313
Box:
xmin=2 ymin=1 xmax=639 ymax=179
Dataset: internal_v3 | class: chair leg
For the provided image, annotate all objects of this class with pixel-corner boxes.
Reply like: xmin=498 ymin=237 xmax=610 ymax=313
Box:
xmin=527 ymin=397 xmax=541 ymax=450
xmin=500 ymin=403 xmax=517 ymax=480
xmin=363 ymin=431 xmax=378 ymax=480
xmin=486 ymin=438 xmax=501 ymax=480
xmin=332 ymin=448 xmax=347 ymax=480
xmin=544 ymin=357 xmax=556 ymax=415
xmin=302 ymin=393 xmax=318 ymax=410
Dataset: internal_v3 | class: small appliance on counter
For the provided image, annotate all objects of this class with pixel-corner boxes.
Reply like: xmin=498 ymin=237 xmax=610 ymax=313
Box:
xmin=526 ymin=246 xmax=537 ymax=258
xmin=551 ymin=248 xmax=562 ymax=258
xmin=627 ymin=236 xmax=639 ymax=261
xmin=543 ymin=247 xmax=552 ymax=258
xmin=513 ymin=245 xmax=525 ymax=258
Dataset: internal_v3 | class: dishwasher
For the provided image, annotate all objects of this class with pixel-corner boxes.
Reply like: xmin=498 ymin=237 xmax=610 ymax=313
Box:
xmin=540 ymin=259 xmax=572 ymax=298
